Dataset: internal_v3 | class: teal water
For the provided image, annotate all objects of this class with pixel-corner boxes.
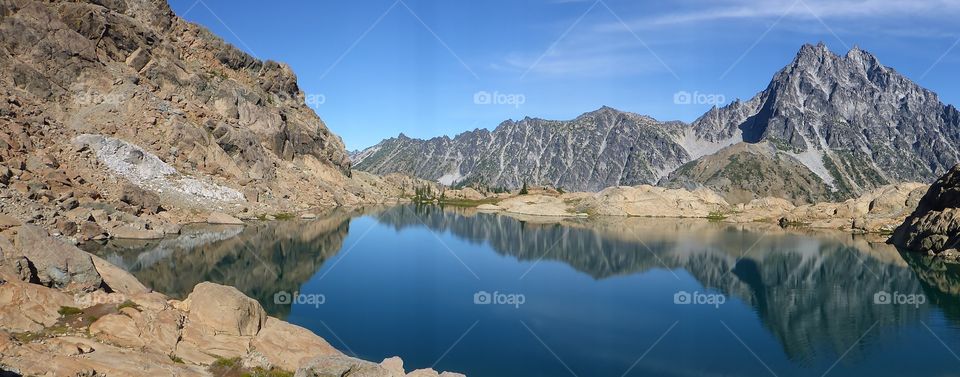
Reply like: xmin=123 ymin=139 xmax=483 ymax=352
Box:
xmin=85 ymin=205 xmax=960 ymax=377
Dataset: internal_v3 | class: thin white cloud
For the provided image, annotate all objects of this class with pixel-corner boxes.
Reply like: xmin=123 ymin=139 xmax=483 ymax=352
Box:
xmin=604 ymin=0 xmax=960 ymax=29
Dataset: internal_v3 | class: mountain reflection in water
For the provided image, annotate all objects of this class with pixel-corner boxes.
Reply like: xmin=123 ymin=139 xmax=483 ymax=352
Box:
xmin=85 ymin=205 xmax=960 ymax=377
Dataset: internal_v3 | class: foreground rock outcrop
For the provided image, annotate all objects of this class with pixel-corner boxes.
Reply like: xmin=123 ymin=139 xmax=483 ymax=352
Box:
xmin=0 ymin=223 xmax=464 ymax=376
xmin=891 ymin=165 xmax=960 ymax=261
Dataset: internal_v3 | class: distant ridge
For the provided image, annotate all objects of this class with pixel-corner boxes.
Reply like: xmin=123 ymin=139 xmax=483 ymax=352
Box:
xmin=354 ymin=43 xmax=960 ymax=203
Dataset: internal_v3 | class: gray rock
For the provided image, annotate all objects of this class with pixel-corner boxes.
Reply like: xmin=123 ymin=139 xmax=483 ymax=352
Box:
xmin=891 ymin=164 xmax=960 ymax=255
xmin=120 ymin=183 xmax=162 ymax=215
xmin=295 ymin=355 xmax=393 ymax=377
xmin=14 ymin=225 xmax=102 ymax=292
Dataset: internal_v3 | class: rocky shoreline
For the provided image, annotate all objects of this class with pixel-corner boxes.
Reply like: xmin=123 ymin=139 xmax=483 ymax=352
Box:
xmin=0 ymin=220 xmax=464 ymax=376
xmin=452 ymin=182 xmax=928 ymax=234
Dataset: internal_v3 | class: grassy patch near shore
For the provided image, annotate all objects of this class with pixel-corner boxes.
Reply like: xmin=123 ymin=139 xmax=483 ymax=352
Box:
xmin=208 ymin=357 xmax=292 ymax=377
xmin=57 ymin=306 xmax=83 ymax=316
xmin=706 ymin=211 xmax=728 ymax=221
xmin=117 ymin=300 xmax=141 ymax=312
xmin=438 ymin=197 xmax=502 ymax=207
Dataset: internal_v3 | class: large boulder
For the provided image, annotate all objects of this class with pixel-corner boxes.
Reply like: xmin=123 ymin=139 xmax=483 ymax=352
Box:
xmin=119 ymin=183 xmax=162 ymax=215
xmin=90 ymin=254 xmax=150 ymax=295
xmin=252 ymin=317 xmax=341 ymax=371
xmin=183 ymin=281 xmax=265 ymax=336
xmin=13 ymin=225 xmax=102 ymax=292
xmin=891 ymin=165 xmax=960 ymax=256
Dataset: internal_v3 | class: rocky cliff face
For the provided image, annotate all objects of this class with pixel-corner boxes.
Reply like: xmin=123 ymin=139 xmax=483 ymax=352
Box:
xmin=0 ymin=0 xmax=399 ymax=221
xmin=891 ymin=164 xmax=960 ymax=259
xmin=354 ymin=107 xmax=692 ymax=191
xmin=1 ymin=0 xmax=349 ymax=175
xmin=355 ymin=43 xmax=959 ymax=203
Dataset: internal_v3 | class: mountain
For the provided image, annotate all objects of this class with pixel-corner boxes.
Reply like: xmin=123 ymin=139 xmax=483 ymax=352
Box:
xmin=354 ymin=43 xmax=960 ymax=203
xmin=669 ymin=42 xmax=960 ymax=201
xmin=354 ymin=107 xmax=696 ymax=191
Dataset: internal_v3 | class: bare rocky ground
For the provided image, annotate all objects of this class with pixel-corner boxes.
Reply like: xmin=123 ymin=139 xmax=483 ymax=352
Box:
xmin=468 ymin=182 xmax=929 ymax=234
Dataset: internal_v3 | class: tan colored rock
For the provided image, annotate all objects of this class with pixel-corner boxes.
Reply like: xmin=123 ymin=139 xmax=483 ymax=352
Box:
xmin=476 ymin=204 xmax=501 ymax=211
xmin=89 ymin=313 xmax=146 ymax=349
xmin=178 ymin=319 xmax=252 ymax=361
xmin=3 ymin=335 xmax=208 ymax=376
xmin=0 ymin=280 xmax=74 ymax=332
xmin=183 ymin=281 xmax=265 ymax=336
xmin=0 ymin=214 xmax=20 ymax=229
xmin=407 ymin=369 xmax=440 ymax=377
xmin=208 ymin=212 xmax=245 ymax=225
xmin=583 ymin=185 xmax=728 ymax=217
xmin=0 ymin=256 xmax=33 ymax=282
xmin=381 ymin=356 xmax=405 ymax=377
xmin=295 ymin=354 xmax=393 ymax=377
xmin=91 ymin=307 xmax=184 ymax=356
xmin=496 ymin=195 xmax=579 ymax=217
xmin=252 ymin=317 xmax=340 ymax=371
xmin=90 ymin=254 xmax=150 ymax=295
xmin=444 ymin=188 xmax=485 ymax=201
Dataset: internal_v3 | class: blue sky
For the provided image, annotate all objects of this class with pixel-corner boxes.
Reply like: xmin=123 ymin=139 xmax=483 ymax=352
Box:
xmin=169 ymin=0 xmax=960 ymax=150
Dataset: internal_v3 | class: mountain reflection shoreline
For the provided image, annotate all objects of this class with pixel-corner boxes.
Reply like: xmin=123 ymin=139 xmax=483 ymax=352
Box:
xmin=83 ymin=204 xmax=960 ymax=367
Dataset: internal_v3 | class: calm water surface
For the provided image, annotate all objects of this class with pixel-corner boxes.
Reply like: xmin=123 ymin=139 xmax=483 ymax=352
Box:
xmin=84 ymin=205 xmax=960 ymax=377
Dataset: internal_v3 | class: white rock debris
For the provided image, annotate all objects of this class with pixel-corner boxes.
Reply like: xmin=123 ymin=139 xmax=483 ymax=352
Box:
xmin=74 ymin=134 xmax=244 ymax=205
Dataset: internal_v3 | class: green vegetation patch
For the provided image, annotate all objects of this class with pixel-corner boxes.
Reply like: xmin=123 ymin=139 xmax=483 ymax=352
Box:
xmin=57 ymin=306 xmax=83 ymax=316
